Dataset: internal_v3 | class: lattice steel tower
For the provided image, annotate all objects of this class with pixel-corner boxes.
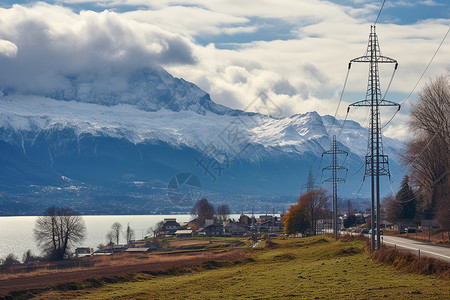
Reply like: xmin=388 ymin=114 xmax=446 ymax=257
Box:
xmin=322 ymin=135 xmax=348 ymax=239
xmin=301 ymin=168 xmax=318 ymax=194
xmin=348 ymin=25 xmax=400 ymax=250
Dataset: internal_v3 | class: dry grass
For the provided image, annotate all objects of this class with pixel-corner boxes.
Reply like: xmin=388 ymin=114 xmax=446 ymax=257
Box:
xmin=0 ymin=248 xmax=242 ymax=281
xmin=0 ymin=237 xmax=244 ymax=281
xmin=31 ymin=236 xmax=450 ymax=300
xmin=0 ymin=247 xmax=249 ymax=298
xmin=371 ymin=245 xmax=450 ymax=279
xmin=165 ymin=238 xmax=237 ymax=249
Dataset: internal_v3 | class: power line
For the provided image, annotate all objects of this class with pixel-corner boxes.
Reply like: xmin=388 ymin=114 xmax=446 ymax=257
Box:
xmin=381 ymin=26 xmax=449 ymax=130
xmin=374 ymin=0 xmax=387 ymax=25
xmin=332 ymin=0 xmax=389 ymax=139
xmin=402 ymin=27 xmax=450 ymax=106
xmin=348 ymin=25 xmax=399 ymax=251
xmin=324 ymin=1 xmax=391 ymax=179
xmin=350 ymin=177 xmax=366 ymax=201
xmin=379 ymin=26 xmax=450 ymax=194
xmin=322 ymin=135 xmax=348 ymax=239
xmin=401 ymin=127 xmax=442 ymax=173
xmin=334 ymin=66 xmax=351 ymax=121
xmin=396 ymin=166 xmax=450 ymax=204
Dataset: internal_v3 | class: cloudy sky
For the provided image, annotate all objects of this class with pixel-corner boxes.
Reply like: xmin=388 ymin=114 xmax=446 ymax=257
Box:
xmin=0 ymin=1 xmax=449 ymax=141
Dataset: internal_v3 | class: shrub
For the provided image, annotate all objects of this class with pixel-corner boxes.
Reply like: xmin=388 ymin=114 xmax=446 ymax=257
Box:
xmin=3 ymin=253 xmax=20 ymax=266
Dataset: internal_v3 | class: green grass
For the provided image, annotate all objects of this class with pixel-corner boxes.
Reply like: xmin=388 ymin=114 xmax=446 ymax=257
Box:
xmin=36 ymin=236 xmax=450 ymax=299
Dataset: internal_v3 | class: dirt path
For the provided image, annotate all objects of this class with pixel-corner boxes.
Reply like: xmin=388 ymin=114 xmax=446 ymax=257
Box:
xmin=0 ymin=249 xmax=246 ymax=297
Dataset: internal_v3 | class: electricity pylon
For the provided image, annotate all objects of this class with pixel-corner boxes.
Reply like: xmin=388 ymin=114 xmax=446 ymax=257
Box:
xmin=301 ymin=167 xmax=319 ymax=194
xmin=348 ymin=25 xmax=400 ymax=250
xmin=322 ymin=135 xmax=348 ymax=239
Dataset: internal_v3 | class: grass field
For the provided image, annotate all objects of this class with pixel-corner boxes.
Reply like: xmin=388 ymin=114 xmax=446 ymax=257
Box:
xmin=34 ymin=236 xmax=450 ymax=299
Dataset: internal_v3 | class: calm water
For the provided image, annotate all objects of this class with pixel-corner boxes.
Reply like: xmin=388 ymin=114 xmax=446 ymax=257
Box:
xmin=0 ymin=214 xmax=251 ymax=260
xmin=0 ymin=215 xmax=195 ymax=260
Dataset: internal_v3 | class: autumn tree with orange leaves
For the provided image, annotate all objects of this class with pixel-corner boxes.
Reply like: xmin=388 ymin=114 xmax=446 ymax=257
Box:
xmin=283 ymin=200 xmax=309 ymax=236
xmin=283 ymin=189 xmax=330 ymax=236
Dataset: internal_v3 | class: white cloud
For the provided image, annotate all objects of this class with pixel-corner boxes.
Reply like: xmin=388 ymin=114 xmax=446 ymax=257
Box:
xmin=123 ymin=6 xmax=255 ymax=37
xmin=0 ymin=3 xmax=195 ymax=93
xmin=391 ymin=0 xmax=444 ymax=8
xmin=0 ymin=39 xmax=17 ymax=57
xmin=1 ymin=1 xmax=449 ymax=142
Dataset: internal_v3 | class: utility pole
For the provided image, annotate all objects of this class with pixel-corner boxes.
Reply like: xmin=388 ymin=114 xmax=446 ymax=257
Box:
xmin=348 ymin=25 xmax=400 ymax=251
xmin=347 ymin=199 xmax=352 ymax=215
xmin=322 ymin=135 xmax=348 ymax=239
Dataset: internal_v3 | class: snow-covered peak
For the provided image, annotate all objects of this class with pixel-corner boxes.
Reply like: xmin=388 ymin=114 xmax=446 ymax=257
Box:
xmin=0 ymin=94 xmax=400 ymax=164
xmin=3 ymin=66 xmax=232 ymax=116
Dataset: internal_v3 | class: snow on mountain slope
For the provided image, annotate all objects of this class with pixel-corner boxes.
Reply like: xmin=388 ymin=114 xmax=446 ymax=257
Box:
xmin=0 ymin=93 xmax=401 ymax=164
xmin=321 ymin=114 xmax=403 ymax=162
xmin=0 ymin=65 xmax=407 ymax=215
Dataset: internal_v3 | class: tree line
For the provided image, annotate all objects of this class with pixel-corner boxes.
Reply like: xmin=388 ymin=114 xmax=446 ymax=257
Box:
xmin=384 ymin=75 xmax=449 ymax=235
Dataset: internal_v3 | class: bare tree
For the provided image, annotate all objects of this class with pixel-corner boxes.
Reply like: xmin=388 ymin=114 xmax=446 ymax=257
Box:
xmin=436 ymin=179 xmax=450 ymax=241
xmin=383 ymin=195 xmax=401 ymax=230
xmin=191 ymin=198 xmax=215 ymax=226
xmin=147 ymin=221 xmax=164 ymax=238
xmin=22 ymin=250 xmax=39 ymax=264
xmin=404 ymin=75 xmax=449 ymax=220
xmin=33 ymin=206 xmax=86 ymax=260
xmin=124 ymin=223 xmax=135 ymax=244
xmin=106 ymin=231 xmax=114 ymax=247
xmin=302 ymin=189 xmax=329 ymax=236
xmin=216 ymin=204 xmax=231 ymax=223
xmin=2 ymin=253 xmax=20 ymax=267
xmin=111 ymin=222 xmax=122 ymax=245
xmin=410 ymin=75 xmax=450 ymax=149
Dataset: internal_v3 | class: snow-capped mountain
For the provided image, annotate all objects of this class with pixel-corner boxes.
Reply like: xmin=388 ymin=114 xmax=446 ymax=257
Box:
xmin=0 ymin=66 xmax=403 ymax=214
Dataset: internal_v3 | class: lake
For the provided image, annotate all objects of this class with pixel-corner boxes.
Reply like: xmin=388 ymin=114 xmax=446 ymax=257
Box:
xmin=0 ymin=214 xmax=248 ymax=260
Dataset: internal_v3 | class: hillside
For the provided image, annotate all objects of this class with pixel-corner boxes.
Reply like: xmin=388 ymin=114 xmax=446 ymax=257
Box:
xmin=1 ymin=236 xmax=448 ymax=299
xmin=0 ymin=67 xmax=404 ymax=215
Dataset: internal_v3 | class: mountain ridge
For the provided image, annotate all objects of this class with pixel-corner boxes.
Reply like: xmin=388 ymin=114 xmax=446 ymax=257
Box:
xmin=0 ymin=67 xmax=404 ymax=215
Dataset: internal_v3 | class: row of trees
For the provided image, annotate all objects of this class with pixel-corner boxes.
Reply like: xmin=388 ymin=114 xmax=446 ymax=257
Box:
xmin=33 ymin=206 xmax=140 ymax=261
xmin=385 ymin=75 xmax=449 ymax=232
xmin=283 ymin=189 xmax=329 ymax=236
xmin=105 ymin=222 xmax=135 ymax=246
xmin=190 ymin=198 xmax=231 ymax=225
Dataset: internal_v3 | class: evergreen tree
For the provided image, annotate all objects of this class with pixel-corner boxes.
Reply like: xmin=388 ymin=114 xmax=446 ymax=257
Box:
xmin=395 ymin=176 xmax=416 ymax=220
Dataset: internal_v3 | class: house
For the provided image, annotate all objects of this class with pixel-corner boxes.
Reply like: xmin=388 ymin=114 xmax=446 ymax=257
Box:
xmin=175 ymin=229 xmax=193 ymax=238
xmin=256 ymin=216 xmax=283 ymax=232
xmin=163 ymin=218 xmax=180 ymax=236
xmin=224 ymin=221 xmax=248 ymax=236
xmin=203 ymin=224 xmax=224 ymax=237
xmin=258 ymin=220 xmax=283 ymax=232
xmin=109 ymin=244 xmax=128 ymax=253
xmin=257 ymin=215 xmax=274 ymax=224
xmin=93 ymin=251 xmax=112 ymax=256
xmin=204 ymin=219 xmax=214 ymax=227
xmin=75 ymin=247 xmax=92 ymax=258
xmin=125 ymin=246 xmax=157 ymax=253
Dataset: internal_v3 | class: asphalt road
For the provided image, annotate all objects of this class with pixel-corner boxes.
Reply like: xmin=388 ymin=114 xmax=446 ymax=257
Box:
xmin=369 ymin=234 xmax=450 ymax=263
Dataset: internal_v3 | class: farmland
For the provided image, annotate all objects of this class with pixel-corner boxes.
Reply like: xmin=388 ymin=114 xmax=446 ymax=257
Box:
xmin=5 ymin=236 xmax=448 ymax=299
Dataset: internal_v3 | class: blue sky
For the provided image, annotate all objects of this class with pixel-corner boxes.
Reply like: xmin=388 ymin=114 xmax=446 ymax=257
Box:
xmin=0 ymin=0 xmax=448 ymax=140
